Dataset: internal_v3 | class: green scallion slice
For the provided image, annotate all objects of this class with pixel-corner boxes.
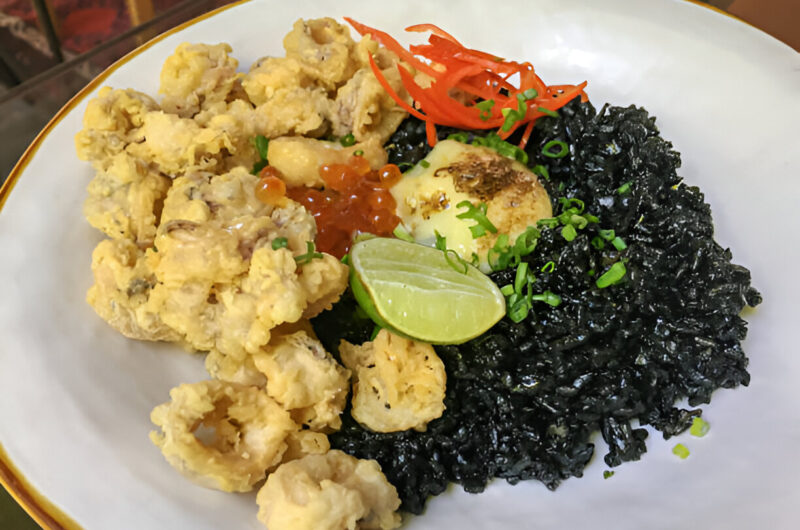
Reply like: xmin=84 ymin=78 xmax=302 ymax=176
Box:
xmin=542 ymin=140 xmax=569 ymax=158
xmin=596 ymin=262 xmax=626 ymax=288
xmin=672 ymin=443 xmax=690 ymax=459
xmin=690 ymin=417 xmax=710 ymax=437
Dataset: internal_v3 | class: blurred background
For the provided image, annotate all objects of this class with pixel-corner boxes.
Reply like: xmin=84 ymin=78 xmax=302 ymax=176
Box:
xmin=0 ymin=0 xmax=798 ymax=528
xmin=0 ymin=0 xmax=798 ymax=184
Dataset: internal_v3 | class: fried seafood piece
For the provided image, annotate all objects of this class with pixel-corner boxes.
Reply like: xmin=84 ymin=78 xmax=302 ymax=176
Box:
xmin=282 ymin=17 xmax=360 ymax=90
xmin=75 ymin=87 xmax=159 ymax=169
xmin=150 ymin=380 xmax=296 ymax=492
xmin=205 ymin=249 xmax=348 ymax=384
xmin=241 ymin=18 xmax=408 ymax=142
xmin=125 ymin=111 xmax=231 ymax=176
xmin=159 ymin=42 xmax=241 ymax=118
xmin=266 ymin=136 xmax=387 ymax=188
xmin=281 ymin=429 xmax=330 ymax=462
xmin=252 ymin=330 xmax=351 ymax=431
xmin=340 ymin=330 xmax=446 ymax=433
xmin=83 ymin=151 xmax=171 ymax=245
xmin=256 ymin=450 xmax=401 ymax=530
xmin=86 ymin=238 xmax=178 ymax=342
xmin=330 ymin=37 xmax=410 ymax=145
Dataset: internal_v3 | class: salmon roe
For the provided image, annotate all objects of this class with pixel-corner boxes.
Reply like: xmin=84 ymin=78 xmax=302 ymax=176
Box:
xmin=287 ymin=157 xmax=402 ymax=258
xmin=254 ymin=166 xmax=287 ymax=206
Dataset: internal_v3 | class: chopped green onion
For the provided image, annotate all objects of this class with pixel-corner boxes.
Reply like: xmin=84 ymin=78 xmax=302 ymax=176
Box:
xmin=341 ymin=254 xmax=350 ymax=265
xmin=532 ymin=164 xmax=550 ymax=181
xmin=271 ymin=237 xmax=288 ymax=250
xmin=370 ymin=324 xmax=382 ymax=340
xmin=470 ymin=252 xmax=480 ymax=266
xmin=611 ymin=236 xmax=627 ymax=251
xmin=672 ymin=443 xmax=690 ymax=459
xmin=531 ymin=290 xmax=561 ymax=307
xmin=513 ymin=226 xmax=540 ymax=259
xmin=500 ymin=94 xmax=528 ymax=132
xmin=434 ymin=230 xmax=447 ymax=251
xmin=397 ymin=161 xmax=414 ymax=170
xmin=599 ymin=229 xmax=616 ymax=241
xmin=559 ymin=197 xmax=585 ymax=214
xmin=353 ymin=149 xmax=364 ymax=156
xmin=295 ymin=241 xmax=324 ymax=264
xmin=508 ymin=298 xmax=531 ymax=323
xmin=253 ymin=134 xmax=269 ymax=159
xmin=475 ymin=99 xmax=495 ymax=121
xmin=500 ymin=284 xmax=515 ymax=296
xmin=690 ymin=417 xmax=710 ymax=437
xmin=419 ymin=160 xmax=430 ymax=168
xmin=537 ymin=107 xmax=559 ymax=118
xmin=393 ymin=225 xmax=415 ymax=243
xmin=444 ymin=249 xmax=468 ymax=274
xmin=541 ymin=261 xmax=555 ymax=273
xmin=617 ymin=181 xmax=632 ymax=195
xmin=447 ymin=132 xmax=469 ymax=143
xmin=591 ymin=236 xmax=605 ymax=250
xmin=603 ymin=470 xmax=615 ymax=479
xmin=522 ymin=88 xmax=538 ymax=100
xmin=561 ymin=224 xmax=577 ymax=242
xmin=456 ymin=200 xmax=498 ymax=238
xmin=587 ymin=268 xmax=595 ymax=276
xmin=537 ymin=218 xmax=559 ymax=229
xmin=596 ymin=262 xmax=627 ymax=288
xmin=488 ymin=234 xmax=511 ymax=271
xmin=542 ymin=140 xmax=569 ymax=158
xmin=340 ymin=133 xmax=356 ymax=147
xmin=514 ymin=262 xmax=530 ymax=295
xmin=583 ymin=213 xmax=600 ymax=224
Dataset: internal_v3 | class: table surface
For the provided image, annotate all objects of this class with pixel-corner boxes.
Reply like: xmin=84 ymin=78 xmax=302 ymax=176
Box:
xmin=0 ymin=0 xmax=797 ymax=528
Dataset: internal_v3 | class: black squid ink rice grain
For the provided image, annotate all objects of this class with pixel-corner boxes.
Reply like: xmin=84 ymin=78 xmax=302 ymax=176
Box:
xmin=312 ymin=98 xmax=761 ymax=514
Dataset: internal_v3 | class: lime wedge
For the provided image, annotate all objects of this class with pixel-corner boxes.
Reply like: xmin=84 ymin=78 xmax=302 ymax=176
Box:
xmin=349 ymin=238 xmax=506 ymax=344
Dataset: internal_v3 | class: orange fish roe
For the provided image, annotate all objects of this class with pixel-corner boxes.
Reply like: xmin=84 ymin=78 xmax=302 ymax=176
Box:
xmin=254 ymin=166 xmax=287 ymax=206
xmin=287 ymin=157 xmax=403 ymax=258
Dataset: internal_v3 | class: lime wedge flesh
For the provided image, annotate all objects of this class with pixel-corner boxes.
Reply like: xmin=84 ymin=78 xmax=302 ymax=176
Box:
xmin=349 ymin=238 xmax=506 ymax=344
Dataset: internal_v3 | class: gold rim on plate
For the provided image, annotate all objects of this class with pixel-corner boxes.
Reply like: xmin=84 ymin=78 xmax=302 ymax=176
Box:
xmin=0 ymin=1 xmax=757 ymax=527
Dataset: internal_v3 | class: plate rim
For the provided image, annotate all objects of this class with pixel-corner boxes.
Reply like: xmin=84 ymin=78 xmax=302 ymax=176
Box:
xmin=0 ymin=0 xmax=785 ymax=528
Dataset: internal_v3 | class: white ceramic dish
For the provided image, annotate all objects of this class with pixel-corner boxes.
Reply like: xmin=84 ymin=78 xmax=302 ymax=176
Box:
xmin=1 ymin=0 xmax=799 ymax=528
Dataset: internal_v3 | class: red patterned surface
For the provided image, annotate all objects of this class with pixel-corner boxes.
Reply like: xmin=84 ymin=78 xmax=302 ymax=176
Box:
xmin=0 ymin=0 xmax=184 ymax=54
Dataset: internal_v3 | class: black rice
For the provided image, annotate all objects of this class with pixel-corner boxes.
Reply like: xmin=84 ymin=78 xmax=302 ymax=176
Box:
xmin=312 ymin=99 xmax=761 ymax=514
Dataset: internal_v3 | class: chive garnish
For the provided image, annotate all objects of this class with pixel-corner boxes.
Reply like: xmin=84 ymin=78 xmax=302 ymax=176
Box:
xmin=617 ymin=181 xmax=632 ymax=195
xmin=596 ymin=262 xmax=627 ymax=288
xmin=531 ymin=290 xmax=561 ymax=307
xmin=603 ymin=470 xmax=615 ymax=479
xmin=271 ymin=237 xmax=288 ymax=250
xmin=419 ymin=160 xmax=431 ymax=168
xmin=475 ymin=99 xmax=495 ymax=121
xmin=532 ymin=164 xmax=550 ymax=181
xmin=456 ymin=201 xmax=498 ymax=238
xmin=690 ymin=417 xmax=710 ymax=437
xmin=353 ymin=149 xmax=364 ymax=156
xmin=393 ymin=225 xmax=415 ymax=243
xmin=295 ymin=241 xmax=324 ymax=264
xmin=541 ymin=261 xmax=555 ymax=273
xmin=434 ymin=230 xmax=447 ymax=251
xmin=611 ymin=236 xmax=627 ymax=251
xmin=542 ymin=140 xmax=569 ymax=158
xmin=672 ymin=443 xmax=690 ymax=459
xmin=537 ymin=107 xmax=559 ymax=118
xmin=340 ymin=133 xmax=356 ymax=147
xmin=561 ymin=224 xmax=577 ymax=242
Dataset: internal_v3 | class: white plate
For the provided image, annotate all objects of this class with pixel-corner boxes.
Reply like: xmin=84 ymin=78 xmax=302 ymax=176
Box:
xmin=1 ymin=0 xmax=799 ymax=528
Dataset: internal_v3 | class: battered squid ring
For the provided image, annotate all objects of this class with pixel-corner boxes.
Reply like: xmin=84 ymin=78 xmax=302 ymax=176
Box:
xmin=150 ymin=380 xmax=296 ymax=492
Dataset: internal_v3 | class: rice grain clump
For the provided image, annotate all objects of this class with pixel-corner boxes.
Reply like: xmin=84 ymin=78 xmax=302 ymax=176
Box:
xmin=313 ymin=99 xmax=761 ymax=514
